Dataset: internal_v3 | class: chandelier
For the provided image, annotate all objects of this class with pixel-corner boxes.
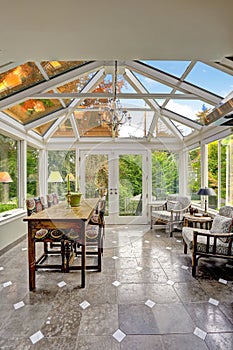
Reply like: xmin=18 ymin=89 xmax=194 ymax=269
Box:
xmin=100 ymin=61 xmax=131 ymax=137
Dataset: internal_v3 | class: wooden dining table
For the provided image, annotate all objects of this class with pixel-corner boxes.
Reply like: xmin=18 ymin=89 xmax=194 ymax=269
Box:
xmin=23 ymin=198 xmax=99 ymax=291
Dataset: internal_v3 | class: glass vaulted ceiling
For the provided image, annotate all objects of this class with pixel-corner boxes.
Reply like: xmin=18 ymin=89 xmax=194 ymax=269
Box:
xmin=0 ymin=60 xmax=232 ymax=141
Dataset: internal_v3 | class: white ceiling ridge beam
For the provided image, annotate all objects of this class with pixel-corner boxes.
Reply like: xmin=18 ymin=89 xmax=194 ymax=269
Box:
xmin=29 ymin=92 xmax=199 ymax=100
xmin=125 ymin=61 xmax=221 ymax=105
xmin=69 ymin=113 xmax=80 ymax=141
xmin=0 ymin=61 xmax=105 ymax=110
xmin=162 ymin=109 xmax=202 ymax=130
xmin=75 ymin=107 xmax=151 ymax=112
xmin=43 ymin=115 xmax=67 ymax=142
xmin=24 ymin=109 xmax=66 ymax=130
xmin=68 ymin=68 xmax=106 ymax=110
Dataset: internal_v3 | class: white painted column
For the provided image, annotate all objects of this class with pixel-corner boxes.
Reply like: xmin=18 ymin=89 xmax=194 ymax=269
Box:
xmin=39 ymin=149 xmax=48 ymax=197
xmin=200 ymin=143 xmax=208 ymax=210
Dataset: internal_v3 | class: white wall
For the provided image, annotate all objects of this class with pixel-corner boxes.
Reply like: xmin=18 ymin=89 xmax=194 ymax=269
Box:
xmin=0 ymin=212 xmax=27 ymax=253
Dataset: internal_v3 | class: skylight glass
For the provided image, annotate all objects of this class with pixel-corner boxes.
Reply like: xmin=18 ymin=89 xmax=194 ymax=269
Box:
xmin=40 ymin=61 xmax=87 ymax=78
xmin=165 ymin=99 xmax=213 ymax=124
xmin=141 ymin=60 xmax=191 ymax=78
xmin=133 ymin=72 xmax=172 ymax=93
xmin=185 ymin=62 xmax=233 ymax=98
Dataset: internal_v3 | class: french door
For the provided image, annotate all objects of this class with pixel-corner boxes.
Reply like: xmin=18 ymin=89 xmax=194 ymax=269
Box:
xmin=80 ymin=150 xmax=148 ymax=224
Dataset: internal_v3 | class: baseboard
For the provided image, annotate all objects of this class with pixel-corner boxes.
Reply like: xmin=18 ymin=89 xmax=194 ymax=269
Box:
xmin=0 ymin=234 xmax=26 ymax=256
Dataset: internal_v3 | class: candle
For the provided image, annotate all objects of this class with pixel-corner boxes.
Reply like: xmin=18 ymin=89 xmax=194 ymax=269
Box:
xmin=67 ymin=174 xmax=70 ymax=192
xmin=76 ymin=175 xmax=80 ymax=192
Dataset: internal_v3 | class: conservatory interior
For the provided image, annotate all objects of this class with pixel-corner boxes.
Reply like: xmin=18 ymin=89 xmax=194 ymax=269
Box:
xmin=0 ymin=1 xmax=233 ymax=349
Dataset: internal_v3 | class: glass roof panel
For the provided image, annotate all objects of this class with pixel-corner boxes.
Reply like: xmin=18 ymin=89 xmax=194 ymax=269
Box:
xmin=165 ymin=99 xmax=213 ymax=125
xmin=119 ymin=110 xmax=154 ymax=138
xmin=141 ymin=60 xmax=191 ymax=77
xmin=74 ymin=110 xmax=112 ymax=137
xmin=40 ymin=61 xmax=87 ymax=78
xmin=185 ymin=62 xmax=233 ymax=98
xmin=33 ymin=121 xmax=55 ymax=136
xmin=57 ymin=73 xmax=96 ymax=95
xmin=4 ymin=98 xmax=65 ymax=124
xmin=133 ymin=72 xmax=172 ymax=93
xmin=0 ymin=62 xmax=45 ymax=99
xmin=155 ymin=119 xmax=174 ymax=137
xmin=52 ymin=118 xmax=75 ymax=138
xmin=172 ymin=121 xmax=194 ymax=137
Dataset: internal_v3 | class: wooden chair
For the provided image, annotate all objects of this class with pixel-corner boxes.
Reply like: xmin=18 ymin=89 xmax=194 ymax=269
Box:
xmin=71 ymin=197 xmax=106 ymax=272
xmin=26 ymin=197 xmax=65 ymax=271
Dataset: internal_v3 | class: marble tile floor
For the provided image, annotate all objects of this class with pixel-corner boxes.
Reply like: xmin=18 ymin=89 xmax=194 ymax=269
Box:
xmin=0 ymin=225 xmax=232 ymax=349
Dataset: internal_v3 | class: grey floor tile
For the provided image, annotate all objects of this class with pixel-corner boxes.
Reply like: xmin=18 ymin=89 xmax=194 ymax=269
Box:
xmin=205 ymin=332 xmax=233 ymax=350
xmin=161 ymin=333 xmax=209 ymax=350
xmin=184 ymin=302 xmax=233 ymax=332
xmin=0 ymin=225 xmax=232 ymax=349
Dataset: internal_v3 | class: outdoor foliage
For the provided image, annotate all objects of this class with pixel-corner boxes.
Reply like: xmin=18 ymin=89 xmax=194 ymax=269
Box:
xmin=152 ymin=151 xmax=179 ymax=198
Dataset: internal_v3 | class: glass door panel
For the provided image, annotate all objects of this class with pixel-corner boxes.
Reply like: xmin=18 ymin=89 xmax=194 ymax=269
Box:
xmin=84 ymin=153 xmax=109 ymax=215
xmin=119 ymin=154 xmax=142 ymax=217
xmin=81 ymin=150 xmax=147 ymax=224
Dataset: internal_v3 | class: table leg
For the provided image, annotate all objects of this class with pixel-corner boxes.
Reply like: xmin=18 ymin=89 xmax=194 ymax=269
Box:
xmin=28 ymin=222 xmax=36 ymax=291
xmin=81 ymin=244 xmax=86 ymax=288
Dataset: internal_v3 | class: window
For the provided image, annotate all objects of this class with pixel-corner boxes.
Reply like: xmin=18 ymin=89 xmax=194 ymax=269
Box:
xmin=188 ymin=147 xmax=201 ymax=201
xmin=0 ymin=134 xmax=18 ymax=213
xmin=48 ymin=150 xmax=76 ymax=198
xmin=151 ymin=150 xmax=179 ymax=199
xmin=27 ymin=145 xmax=39 ymax=198
xmin=208 ymin=135 xmax=233 ymax=209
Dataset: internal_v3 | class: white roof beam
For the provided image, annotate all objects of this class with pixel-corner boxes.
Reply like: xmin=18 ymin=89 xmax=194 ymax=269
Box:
xmin=162 ymin=109 xmax=202 ymax=130
xmin=69 ymin=113 xmax=80 ymax=141
xmin=162 ymin=61 xmax=197 ymax=108
xmin=30 ymin=92 xmax=199 ymax=100
xmin=43 ymin=115 xmax=67 ymax=142
xmin=24 ymin=109 xmax=66 ymax=130
xmin=68 ymin=68 xmax=106 ymax=109
xmin=125 ymin=68 xmax=182 ymax=140
xmin=35 ymin=61 xmax=67 ymax=108
xmin=0 ymin=61 xmax=105 ymax=110
xmin=125 ymin=61 xmax=221 ymax=106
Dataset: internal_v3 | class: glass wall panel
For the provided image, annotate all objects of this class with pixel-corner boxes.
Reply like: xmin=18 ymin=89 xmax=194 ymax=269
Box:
xmin=188 ymin=147 xmax=201 ymax=202
xmin=220 ymin=136 xmax=233 ymax=207
xmin=0 ymin=134 xmax=18 ymax=212
xmin=48 ymin=150 xmax=75 ymax=199
xmin=208 ymin=141 xmax=218 ymax=209
xmin=27 ymin=146 xmax=39 ymax=198
xmin=151 ymin=150 xmax=179 ymax=199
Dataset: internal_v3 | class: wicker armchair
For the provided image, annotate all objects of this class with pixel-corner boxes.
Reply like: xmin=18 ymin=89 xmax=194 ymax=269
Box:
xmin=150 ymin=194 xmax=191 ymax=236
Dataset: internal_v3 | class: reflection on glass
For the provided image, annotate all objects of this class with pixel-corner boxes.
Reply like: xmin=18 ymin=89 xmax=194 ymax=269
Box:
xmin=119 ymin=155 xmax=142 ymax=216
